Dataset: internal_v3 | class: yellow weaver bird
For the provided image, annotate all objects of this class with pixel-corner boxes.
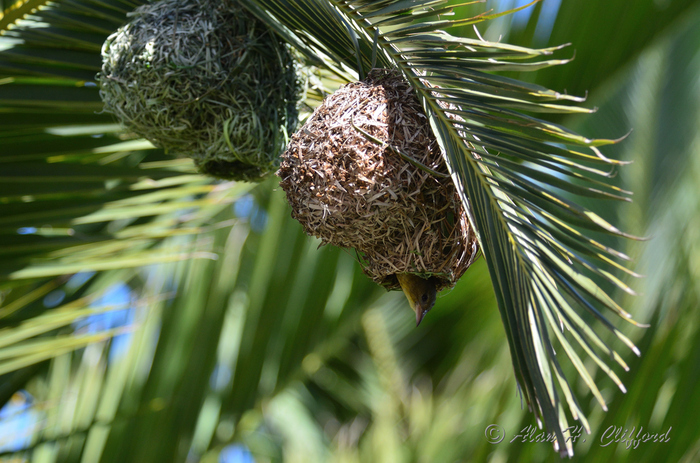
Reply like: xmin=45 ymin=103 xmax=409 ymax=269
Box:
xmin=396 ymin=273 xmax=437 ymax=326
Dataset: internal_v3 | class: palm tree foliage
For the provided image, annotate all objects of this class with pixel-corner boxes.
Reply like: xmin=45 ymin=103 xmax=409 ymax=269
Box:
xmin=246 ymin=0 xmax=648 ymax=455
xmin=0 ymin=0 xmax=699 ymax=461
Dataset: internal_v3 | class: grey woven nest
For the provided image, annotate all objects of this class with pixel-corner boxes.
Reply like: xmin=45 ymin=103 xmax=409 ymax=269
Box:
xmin=98 ymin=0 xmax=299 ymax=182
xmin=278 ymin=69 xmax=479 ymax=291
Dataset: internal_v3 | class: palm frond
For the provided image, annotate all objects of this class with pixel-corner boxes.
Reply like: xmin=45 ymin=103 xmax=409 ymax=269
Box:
xmin=0 ymin=0 xmax=262 ymax=387
xmin=238 ymin=0 xmax=641 ymax=454
xmin=0 ymin=0 xmax=645 ymax=458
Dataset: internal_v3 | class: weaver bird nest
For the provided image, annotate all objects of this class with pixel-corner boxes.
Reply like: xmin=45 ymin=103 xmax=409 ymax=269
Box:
xmin=278 ymin=69 xmax=479 ymax=291
xmin=98 ymin=0 xmax=299 ymax=181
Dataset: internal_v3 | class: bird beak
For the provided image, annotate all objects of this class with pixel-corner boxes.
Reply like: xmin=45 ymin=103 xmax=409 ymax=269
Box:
xmin=397 ymin=273 xmax=436 ymax=327
xmin=416 ymin=307 xmax=428 ymax=326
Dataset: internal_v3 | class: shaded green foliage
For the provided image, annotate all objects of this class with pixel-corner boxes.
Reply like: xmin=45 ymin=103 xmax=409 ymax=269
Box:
xmin=0 ymin=0 xmax=698 ymax=462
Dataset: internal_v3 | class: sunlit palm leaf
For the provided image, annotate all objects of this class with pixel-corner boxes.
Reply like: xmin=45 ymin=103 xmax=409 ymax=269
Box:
xmin=0 ymin=0 xmax=646 ymax=458
xmin=235 ymin=0 xmax=642 ymax=454
xmin=0 ymin=1 xmax=256 ymax=394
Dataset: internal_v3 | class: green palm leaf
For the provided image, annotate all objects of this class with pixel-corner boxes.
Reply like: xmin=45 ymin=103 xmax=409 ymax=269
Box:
xmin=233 ymin=0 xmax=643 ymax=455
xmin=0 ymin=0 xmax=648 ymax=459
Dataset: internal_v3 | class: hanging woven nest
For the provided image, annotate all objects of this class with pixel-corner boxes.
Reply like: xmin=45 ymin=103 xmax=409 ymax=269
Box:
xmin=98 ymin=0 xmax=300 ymax=182
xmin=278 ymin=69 xmax=479 ymax=291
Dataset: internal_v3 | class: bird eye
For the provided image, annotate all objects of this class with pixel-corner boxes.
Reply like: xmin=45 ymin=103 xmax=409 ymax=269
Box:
xmin=421 ymin=294 xmax=428 ymax=303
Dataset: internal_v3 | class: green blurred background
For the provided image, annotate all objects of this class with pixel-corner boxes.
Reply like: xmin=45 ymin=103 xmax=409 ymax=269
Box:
xmin=1 ymin=0 xmax=700 ymax=461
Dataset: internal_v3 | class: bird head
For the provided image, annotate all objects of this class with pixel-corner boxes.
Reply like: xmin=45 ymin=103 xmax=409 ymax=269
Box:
xmin=396 ymin=273 xmax=437 ymax=326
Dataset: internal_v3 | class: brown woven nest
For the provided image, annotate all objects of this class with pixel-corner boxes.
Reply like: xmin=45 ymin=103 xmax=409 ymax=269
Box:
xmin=98 ymin=0 xmax=300 ymax=182
xmin=278 ymin=69 xmax=479 ymax=291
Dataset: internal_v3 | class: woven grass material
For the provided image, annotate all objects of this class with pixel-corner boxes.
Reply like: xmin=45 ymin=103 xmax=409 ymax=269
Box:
xmin=278 ymin=69 xmax=479 ymax=291
xmin=98 ymin=0 xmax=299 ymax=182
